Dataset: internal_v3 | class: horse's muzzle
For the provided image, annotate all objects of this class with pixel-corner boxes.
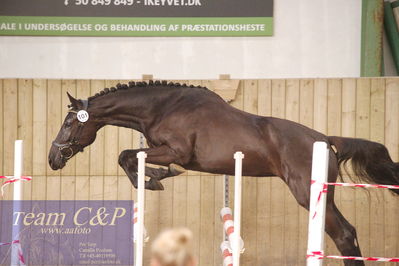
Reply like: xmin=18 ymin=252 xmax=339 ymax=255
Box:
xmin=48 ymin=145 xmax=67 ymax=170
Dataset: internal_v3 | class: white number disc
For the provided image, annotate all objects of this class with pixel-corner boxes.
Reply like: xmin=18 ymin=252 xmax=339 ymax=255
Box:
xmin=77 ymin=110 xmax=89 ymax=122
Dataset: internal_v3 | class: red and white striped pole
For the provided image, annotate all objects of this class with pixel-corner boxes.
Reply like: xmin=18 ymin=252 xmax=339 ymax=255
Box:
xmin=307 ymin=142 xmax=329 ymax=266
xmin=307 ymin=251 xmax=399 ymax=262
xmin=220 ymin=241 xmax=233 ymax=266
xmin=133 ymin=202 xmax=149 ymax=243
xmin=220 ymin=207 xmax=244 ymax=252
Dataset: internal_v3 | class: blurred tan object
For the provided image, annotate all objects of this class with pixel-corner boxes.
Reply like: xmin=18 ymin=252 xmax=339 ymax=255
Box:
xmin=151 ymin=228 xmax=196 ymax=266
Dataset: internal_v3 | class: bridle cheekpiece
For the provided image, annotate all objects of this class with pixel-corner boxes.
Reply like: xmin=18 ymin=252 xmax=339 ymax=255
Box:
xmin=52 ymin=100 xmax=89 ymax=161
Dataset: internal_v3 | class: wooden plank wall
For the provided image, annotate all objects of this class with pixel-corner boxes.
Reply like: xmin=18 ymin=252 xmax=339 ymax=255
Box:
xmin=1 ymin=78 xmax=399 ymax=266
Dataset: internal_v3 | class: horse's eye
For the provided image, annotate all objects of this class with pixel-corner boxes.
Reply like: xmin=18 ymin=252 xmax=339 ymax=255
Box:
xmin=65 ymin=122 xmax=72 ymax=128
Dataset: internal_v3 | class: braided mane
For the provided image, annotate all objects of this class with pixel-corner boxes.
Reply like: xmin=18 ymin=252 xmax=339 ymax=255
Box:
xmin=88 ymin=80 xmax=208 ymax=101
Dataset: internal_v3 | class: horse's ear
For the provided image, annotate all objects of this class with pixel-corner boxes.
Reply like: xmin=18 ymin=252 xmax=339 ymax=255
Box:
xmin=67 ymin=92 xmax=82 ymax=109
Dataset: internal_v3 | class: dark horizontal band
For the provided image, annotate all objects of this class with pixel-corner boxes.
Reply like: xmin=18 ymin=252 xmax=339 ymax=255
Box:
xmin=0 ymin=0 xmax=273 ymax=17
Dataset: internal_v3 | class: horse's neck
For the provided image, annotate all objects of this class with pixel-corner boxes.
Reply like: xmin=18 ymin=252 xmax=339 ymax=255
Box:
xmin=89 ymin=89 xmax=164 ymax=133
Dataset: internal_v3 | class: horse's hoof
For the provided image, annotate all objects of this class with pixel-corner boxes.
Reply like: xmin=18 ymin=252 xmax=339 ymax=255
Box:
xmin=169 ymin=163 xmax=186 ymax=175
xmin=146 ymin=179 xmax=164 ymax=191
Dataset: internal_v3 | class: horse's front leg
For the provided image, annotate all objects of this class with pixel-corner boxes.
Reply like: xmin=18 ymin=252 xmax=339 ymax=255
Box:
xmin=118 ymin=146 xmax=186 ymax=190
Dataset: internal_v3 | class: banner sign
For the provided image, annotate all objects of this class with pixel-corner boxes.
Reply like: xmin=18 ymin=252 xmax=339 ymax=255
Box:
xmin=0 ymin=200 xmax=134 ymax=266
xmin=0 ymin=0 xmax=273 ymax=36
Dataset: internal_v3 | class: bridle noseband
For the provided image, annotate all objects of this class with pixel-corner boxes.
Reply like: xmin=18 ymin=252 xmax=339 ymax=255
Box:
xmin=52 ymin=100 xmax=89 ymax=161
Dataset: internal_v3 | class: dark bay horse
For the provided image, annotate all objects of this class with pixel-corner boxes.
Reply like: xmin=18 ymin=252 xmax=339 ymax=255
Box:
xmin=48 ymin=81 xmax=399 ymax=265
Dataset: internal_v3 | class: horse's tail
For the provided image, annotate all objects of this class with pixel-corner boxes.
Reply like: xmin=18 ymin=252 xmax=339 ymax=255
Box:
xmin=328 ymin=136 xmax=399 ymax=195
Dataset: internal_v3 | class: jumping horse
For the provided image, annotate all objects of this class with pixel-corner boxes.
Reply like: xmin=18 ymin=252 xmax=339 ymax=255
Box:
xmin=48 ymin=81 xmax=399 ymax=265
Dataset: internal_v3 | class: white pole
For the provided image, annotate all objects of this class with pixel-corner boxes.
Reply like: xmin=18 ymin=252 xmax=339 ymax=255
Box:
xmin=135 ymin=151 xmax=146 ymax=266
xmin=233 ymin=151 xmax=244 ymax=266
xmin=306 ymin=142 xmax=330 ymax=266
xmin=11 ymin=140 xmax=23 ymax=266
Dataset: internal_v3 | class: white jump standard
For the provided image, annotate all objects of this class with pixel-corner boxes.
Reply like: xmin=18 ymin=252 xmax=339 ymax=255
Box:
xmin=220 ymin=151 xmax=245 ymax=266
xmin=306 ymin=142 xmax=329 ymax=266
xmin=0 ymin=140 xmax=31 ymax=266
xmin=135 ymin=151 xmax=147 ymax=266
xmin=306 ymin=141 xmax=399 ymax=265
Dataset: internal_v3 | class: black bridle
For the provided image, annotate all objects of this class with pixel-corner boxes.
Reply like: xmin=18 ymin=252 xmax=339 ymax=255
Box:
xmin=52 ymin=100 xmax=89 ymax=161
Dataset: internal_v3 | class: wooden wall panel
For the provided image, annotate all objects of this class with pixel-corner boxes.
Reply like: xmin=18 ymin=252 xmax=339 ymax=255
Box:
xmin=199 ymin=175 xmax=215 ymax=266
xmin=32 ymin=80 xmax=47 ymax=177
xmin=3 ymin=79 xmax=18 ymax=200
xmin=3 ymin=79 xmax=18 ymax=174
xmin=313 ymin=79 xmax=328 ymax=134
xmin=186 ymin=172 xmax=201 ymax=262
xmin=0 ymin=78 xmax=399 ymax=266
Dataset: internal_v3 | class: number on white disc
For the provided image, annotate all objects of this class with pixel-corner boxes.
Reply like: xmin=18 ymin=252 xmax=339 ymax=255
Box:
xmin=77 ymin=110 xmax=89 ymax=122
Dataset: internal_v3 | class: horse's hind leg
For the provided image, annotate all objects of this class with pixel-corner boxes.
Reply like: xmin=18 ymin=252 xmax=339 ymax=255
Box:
xmin=325 ymin=202 xmax=364 ymax=266
xmin=282 ymin=164 xmax=363 ymax=266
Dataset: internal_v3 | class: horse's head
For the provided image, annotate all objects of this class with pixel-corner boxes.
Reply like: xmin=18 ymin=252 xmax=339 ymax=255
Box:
xmin=48 ymin=92 xmax=99 ymax=170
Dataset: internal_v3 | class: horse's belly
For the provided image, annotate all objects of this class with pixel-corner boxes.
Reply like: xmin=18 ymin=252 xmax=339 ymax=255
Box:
xmin=185 ymin=152 xmax=276 ymax=177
